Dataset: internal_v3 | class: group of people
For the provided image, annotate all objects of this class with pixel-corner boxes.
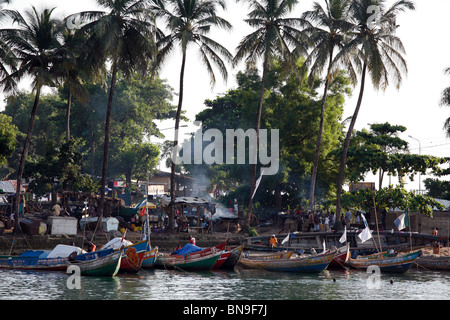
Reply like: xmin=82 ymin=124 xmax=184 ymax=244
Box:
xmin=305 ymin=210 xmax=354 ymax=233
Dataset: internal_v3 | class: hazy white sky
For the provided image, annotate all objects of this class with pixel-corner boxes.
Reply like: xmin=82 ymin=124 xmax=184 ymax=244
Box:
xmin=3 ymin=0 xmax=450 ymax=190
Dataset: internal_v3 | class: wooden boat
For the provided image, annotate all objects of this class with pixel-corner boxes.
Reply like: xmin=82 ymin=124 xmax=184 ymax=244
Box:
xmin=328 ymin=244 xmax=350 ymax=269
xmin=212 ymin=250 xmax=232 ymax=269
xmin=0 ymin=245 xmax=86 ymax=271
xmin=239 ymin=250 xmax=336 ymax=273
xmin=243 ymin=231 xmax=439 ymax=255
xmin=156 ymin=243 xmax=227 ymax=271
xmin=141 ymin=245 xmax=158 ymax=269
xmin=220 ymin=245 xmax=244 ymax=269
xmin=0 ymin=251 xmax=69 ymax=271
xmin=357 ymin=250 xmax=397 ymax=259
xmin=347 ymin=250 xmax=422 ymax=273
xmin=119 ymin=239 xmax=147 ymax=272
xmin=69 ymin=248 xmax=122 ymax=277
xmin=416 ymin=255 xmax=450 ymax=271
xmin=243 ymin=251 xmax=293 ymax=260
xmin=100 ymin=237 xmax=148 ymax=273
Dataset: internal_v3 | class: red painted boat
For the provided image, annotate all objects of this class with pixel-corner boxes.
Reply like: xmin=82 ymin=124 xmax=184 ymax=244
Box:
xmin=328 ymin=244 xmax=350 ymax=269
xmin=119 ymin=239 xmax=147 ymax=273
xmin=99 ymin=237 xmax=148 ymax=273
xmin=212 ymin=249 xmax=232 ymax=269
xmin=156 ymin=243 xmax=227 ymax=271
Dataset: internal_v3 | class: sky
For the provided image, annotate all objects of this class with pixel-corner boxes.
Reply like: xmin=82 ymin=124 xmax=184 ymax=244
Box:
xmin=2 ymin=0 xmax=450 ymax=192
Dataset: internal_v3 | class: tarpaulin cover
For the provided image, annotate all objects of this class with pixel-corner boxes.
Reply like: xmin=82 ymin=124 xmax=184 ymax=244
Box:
xmin=171 ymin=243 xmax=203 ymax=257
xmin=18 ymin=250 xmax=48 ymax=258
xmin=47 ymin=245 xmax=87 ymax=258
xmin=101 ymin=237 xmax=133 ymax=250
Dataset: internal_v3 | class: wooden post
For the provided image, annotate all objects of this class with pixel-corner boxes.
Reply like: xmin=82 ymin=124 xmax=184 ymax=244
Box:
xmin=197 ymin=205 xmax=200 ymax=234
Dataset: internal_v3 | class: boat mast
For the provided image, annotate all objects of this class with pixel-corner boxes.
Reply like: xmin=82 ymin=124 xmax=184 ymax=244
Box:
xmin=373 ymin=198 xmax=382 ymax=253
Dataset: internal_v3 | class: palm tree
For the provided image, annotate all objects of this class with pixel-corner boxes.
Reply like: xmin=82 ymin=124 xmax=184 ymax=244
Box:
xmin=0 ymin=3 xmax=14 ymax=79
xmin=72 ymin=0 xmax=157 ymax=223
xmin=0 ymin=7 xmax=65 ymax=231
xmin=441 ymin=67 xmax=450 ymax=136
xmin=233 ymin=0 xmax=307 ymax=218
xmin=53 ymin=28 xmax=91 ymax=141
xmin=334 ymin=0 xmax=415 ymax=217
xmin=151 ymin=0 xmax=233 ymax=230
xmin=301 ymin=0 xmax=356 ymax=212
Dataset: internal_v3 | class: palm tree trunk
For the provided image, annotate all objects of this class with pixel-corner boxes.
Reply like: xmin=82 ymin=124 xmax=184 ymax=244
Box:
xmin=66 ymin=89 xmax=72 ymax=141
xmin=14 ymin=85 xmax=42 ymax=233
xmin=98 ymin=59 xmax=119 ymax=228
xmin=90 ymin=122 xmax=95 ymax=176
xmin=247 ymin=54 xmax=268 ymax=221
xmin=309 ymin=51 xmax=334 ymax=212
xmin=169 ymin=51 xmax=187 ymax=231
xmin=336 ymin=62 xmax=367 ymax=217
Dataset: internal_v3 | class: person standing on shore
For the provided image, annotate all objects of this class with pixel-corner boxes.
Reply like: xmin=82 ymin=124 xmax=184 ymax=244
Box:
xmin=324 ymin=214 xmax=329 ymax=232
xmin=345 ymin=210 xmax=352 ymax=228
xmin=313 ymin=214 xmax=320 ymax=232
xmin=308 ymin=212 xmax=314 ymax=232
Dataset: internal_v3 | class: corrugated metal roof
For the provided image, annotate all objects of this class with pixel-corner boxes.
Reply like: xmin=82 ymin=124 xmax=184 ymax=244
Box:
xmin=0 ymin=181 xmax=15 ymax=193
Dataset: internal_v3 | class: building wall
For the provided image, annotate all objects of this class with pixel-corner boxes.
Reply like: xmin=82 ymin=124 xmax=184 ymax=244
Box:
xmin=148 ymin=176 xmax=170 ymax=193
xmin=387 ymin=211 xmax=450 ymax=236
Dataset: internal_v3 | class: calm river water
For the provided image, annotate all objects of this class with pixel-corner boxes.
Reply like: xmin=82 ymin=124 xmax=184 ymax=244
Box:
xmin=0 ymin=267 xmax=448 ymax=301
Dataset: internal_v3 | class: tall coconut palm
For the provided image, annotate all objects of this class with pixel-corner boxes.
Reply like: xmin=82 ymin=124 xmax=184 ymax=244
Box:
xmin=334 ymin=0 xmax=415 ymax=217
xmin=0 ymin=7 xmax=65 ymax=232
xmin=72 ymin=0 xmax=157 ymax=222
xmin=0 ymin=4 xmax=14 ymax=79
xmin=53 ymin=28 xmax=91 ymax=141
xmin=233 ymin=0 xmax=307 ymax=218
xmin=301 ymin=0 xmax=356 ymax=212
xmin=151 ymin=0 xmax=233 ymax=230
xmin=441 ymin=67 xmax=450 ymax=137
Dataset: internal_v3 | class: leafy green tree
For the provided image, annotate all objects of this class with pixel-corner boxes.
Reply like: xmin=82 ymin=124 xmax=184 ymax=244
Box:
xmin=341 ymin=185 xmax=445 ymax=219
xmin=0 ymin=7 xmax=65 ymax=231
xmin=2 ymin=91 xmax=72 ymax=185
xmin=0 ymin=114 xmax=17 ymax=167
xmin=346 ymin=122 xmax=408 ymax=187
xmin=3 ymin=71 xmax=175 ymax=187
xmin=233 ymin=0 xmax=307 ymax=217
xmin=334 ymin=0 xmax=415 ymax=217
xmin=424 ymin=178 xmax=450 ymax=201
xmin=345 ymin=123 xmax=447 ymax=189
xmin=152 ymin=0 xmax=233 ymax=230
xmin=191 ymin=60 xmax=350 ymax=213
xmin=73 ymin=0 xmax=157 ymax=219
xmin=25 ymin=138 xmax=99 ymax=197
xmin=110 ymin=141 xmax=159 ymax=185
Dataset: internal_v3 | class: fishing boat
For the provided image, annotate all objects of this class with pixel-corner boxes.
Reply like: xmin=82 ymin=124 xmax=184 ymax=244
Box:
xmin=0 ymin=244 xmax=85 ymax=271
xmin=212 ymin=249 xmax=232 ymax=269
xmin=156 ymin=243 xmax=227 ymax=271
xmin=347 ymin=250 xmax=422 ymax=273
xmin=100 ymin=237 xmax=148 ymax=273
xmin=239 ymin=250 xmax=336 ymax=273
xmin=141 ymin=246 xmax=158 ymax=269
xmin=416 ymin=255 xmax=450 ymax=271
xmin=69 ymin=248 xmax=123 ymax=277
xmin=0 ymin=251 xmax=69 ymax=271
xmin=328 ymin=244 xmax=350 ymax=269
xmin=220 ymin=245 xmax=244 ymax=269
xmin=357 ymin=250 xmax=397 ymax=259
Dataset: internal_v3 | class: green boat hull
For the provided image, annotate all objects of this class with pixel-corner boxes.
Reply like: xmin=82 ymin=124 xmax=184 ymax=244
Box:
xmin=81 ymin=259 xmax=121 ymax=277
xmin=71 ymin=249 xmax=122 ymax=277
xmin=173 ymin=254 xmax=220 ymax=270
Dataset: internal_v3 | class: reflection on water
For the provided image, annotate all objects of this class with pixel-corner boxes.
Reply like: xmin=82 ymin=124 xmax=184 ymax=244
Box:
xmin=0 ymin=267 xmax=449 ymax=300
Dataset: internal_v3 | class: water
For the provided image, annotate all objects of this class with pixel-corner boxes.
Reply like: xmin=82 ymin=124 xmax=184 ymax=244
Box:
xmin=0 ymin=267 xmax=449 ymax=301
